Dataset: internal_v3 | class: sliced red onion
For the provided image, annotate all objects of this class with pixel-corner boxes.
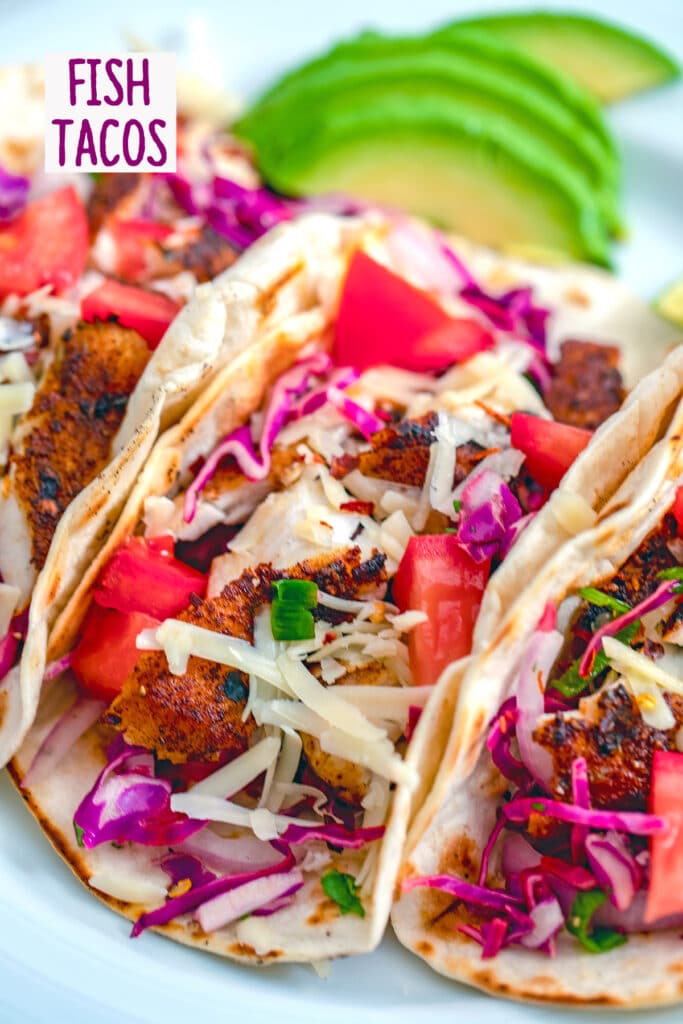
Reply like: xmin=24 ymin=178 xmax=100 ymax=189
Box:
xmin=519 ymin=896 xmax=564 ymax=950
xmin=501 ymin=833 xmax=542 ymax=880
xmin=579 ymin=579 xmax=681 ymax=677
xmin=0 ymin=165 xmax=30 ymax=222
xmin=178 ymin=831 xmax=284 ymax=873
xmin=514 ymin=628 xmax=564 ymax=788
xmin=326 ymin=387 xmax=384 ymax=440
xmin=585 ymin=832 xmax=641 ymax=911
xmin=195 ymin=868 xmax=304 ymax=932
xmin=503 ymin=796 xmax=668 ymax=836
xmin=22 ymin=696 xmax=105 ymax=788
xmin=74 ymin=736 xmax=206 ymax=849
xmin=279 ymin=823 xmax=384 ymax=849
xmin=131 ymin=845 xmax=296 ymax=936
xmin=402 ymin=874 xmax=524 ymax=915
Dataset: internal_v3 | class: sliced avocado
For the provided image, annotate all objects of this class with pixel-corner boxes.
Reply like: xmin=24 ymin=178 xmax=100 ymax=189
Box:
xmin=244 ymin=27 xmax=617 ymax=173
xmin=237 ymin=47 xmax=619 ymax=230
xmin=453 ymin=12 xmax=680 ymax=103
xmin=246 ymin=96 xmax=611 ymax=266
xmin=655 ymin=277 xmax=683 ymax=328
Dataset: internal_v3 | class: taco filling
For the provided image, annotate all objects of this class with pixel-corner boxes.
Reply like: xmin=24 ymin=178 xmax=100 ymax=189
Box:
xmin=404 ymin=494 xmax=683 ymax=958
xmin=16 ymin=235 xmax=640 ymax=945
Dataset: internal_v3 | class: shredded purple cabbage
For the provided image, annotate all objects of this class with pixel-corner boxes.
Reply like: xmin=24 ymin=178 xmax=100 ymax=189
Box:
xmin=73 ymin=736 xmax=206 ymax=849
xmin=279 ymin=823 xmax=385 ymax=849
xmin=454 ymin=469 xmax=524 ymax=564
xmin=0 ymin=165 xmax=29 ymax=222
xmin=131 ymin=845 xmax=296 ymax=936
xmin=460 ymin=284 xmax=550 ymax=353
xmin=503 ymin=796 xmax=668 ymax=836
xmin=579 ymin=578 xmax=682 ymax=677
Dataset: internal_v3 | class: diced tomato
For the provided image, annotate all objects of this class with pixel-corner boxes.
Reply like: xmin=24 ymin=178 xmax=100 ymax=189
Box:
xmin=94 ymin=535 xmax=206 ymax=619
xmin=645 ymin=751 xmax=683 ymax=924
xmin=671 ymin=486 xmax=683 ymax=535
xmin=109 ymin=217 xmax=174 ymax=281
xmin=334 ymin=250 xmax=493 ymax=372
xmin=81 ymin=279 xmax=180 ymax=348
xmin=71 ymin=605 xmax=160 ymax=701
xmin=0 ymin=186 xmax=88 ymax=298
xmin=405 ymin=319 xmax=495 ymax=372
xmin=510 ymin=412 xmax=592 ymax=492
xmin=392 ymin=534 xmax=490 ymax=687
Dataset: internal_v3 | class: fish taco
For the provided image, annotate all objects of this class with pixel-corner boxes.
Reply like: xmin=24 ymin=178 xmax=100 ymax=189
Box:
xmin=9 ymin=219 xmax=681 ymax=962
xmin=393 ymin=345 xmax=683 ymax=1006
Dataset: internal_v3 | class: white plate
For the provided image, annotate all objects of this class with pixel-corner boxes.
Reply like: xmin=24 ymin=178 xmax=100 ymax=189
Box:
xmin=1 ymin=1 xmax=682 ymax=1021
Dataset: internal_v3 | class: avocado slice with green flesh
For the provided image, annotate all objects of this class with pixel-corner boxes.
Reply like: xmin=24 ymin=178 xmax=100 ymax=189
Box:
xmin=244 ymin=27 xmax=618 ymax=175
xmin=453 ymin=12 xmax=680 ymax=103
xmin=237 ymin=49 xmax=619 ymax=230
xmin=247 ymin=97 xmax=611 ymax=266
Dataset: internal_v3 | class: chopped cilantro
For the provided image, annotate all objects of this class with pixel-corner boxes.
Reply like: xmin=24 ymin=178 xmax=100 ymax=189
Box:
xmin=321 ymin=870 xmax=365 ymax=918
xmin=566 ymin=890 xmax=627 ymax=953
xmin=577 ymin=587 xmax=630 ymax=615
xmin=551 ymin=620 xmax=640 ymax=698
xmin=531 ymin=801 xmax=546 ymax=813
xmin=74 ymin=822 xmax=85 ymax=848
xmin=453 ymin=499 xmax=462 ymax=515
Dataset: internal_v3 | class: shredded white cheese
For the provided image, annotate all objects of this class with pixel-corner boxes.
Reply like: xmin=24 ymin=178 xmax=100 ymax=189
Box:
xmin=192 ymin=735 xmax=281 ymax=798
xmin=276 ymin=653 xmax=384 ymax=743
xmin=602 ymin=636 xmax=683 ymax=696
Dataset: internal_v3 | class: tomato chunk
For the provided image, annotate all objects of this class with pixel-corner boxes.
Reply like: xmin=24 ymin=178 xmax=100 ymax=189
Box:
xmin=82 ymin=279 xmax=180 ymax=348
xmin=94 ymin=535 xmax=206 ymax=620
xmin=0 ymin=186 xmax=88 ymax=298
xmin=671 ymin=486 xmax=683 ymax=535
xmin=71 ymin=605 xmax=160 ymax=701
xmin=510 ymin=412 xmax=592 ymax=492
xmin=392 ymin=535 xmax=490 ymax=687
xmin=406 ymin=318 xmax=494 ymax=372
xmin=109 ymin=217 xmax=174 ymax=281
xmin=646 ymin=751 xmax=683 ymax=924
xmin=334 ymin=250 xmax=493 ymax=372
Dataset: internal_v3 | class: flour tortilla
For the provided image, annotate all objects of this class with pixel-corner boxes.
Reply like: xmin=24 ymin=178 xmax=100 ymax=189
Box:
xmin=0 ymin=213 xmax=374 ymax=769
xmin=393 ymin=346 xmax=683 ymax=1007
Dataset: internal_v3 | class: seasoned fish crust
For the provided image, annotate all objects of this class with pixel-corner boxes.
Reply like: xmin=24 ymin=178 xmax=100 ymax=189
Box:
xmin=10 ymin=321 xmax=149 ymax=570
xmin=88 ymin=173 xmax=238 ymax=283
xmin=546 ymin=340 xmax=624 ymax=430
xmin=549 ymin=524 xmax=676 ymax=685
xmin=109 ymin=548 xmax=387 ymax=763
xmin=535 ymin=683 xmax=683 ymax=811
xmin=87 ymin=173 xmax=144 ymax=236
xmin=331 ymin=413 xmax=486 ymax=488
xmin=151 ymin=224 xmax=238 ymax=284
